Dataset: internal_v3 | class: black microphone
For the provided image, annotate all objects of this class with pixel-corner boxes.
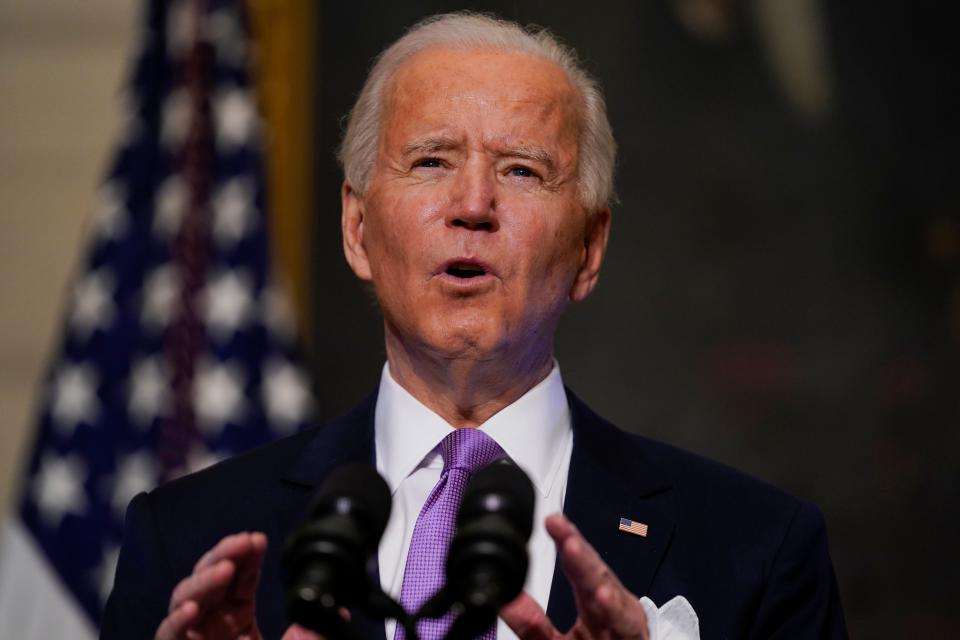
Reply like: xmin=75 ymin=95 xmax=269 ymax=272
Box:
xmin=429 ymin=461 xmax=535 ymax=640
xmin=283 ymin=464 xmax=392 ymax=637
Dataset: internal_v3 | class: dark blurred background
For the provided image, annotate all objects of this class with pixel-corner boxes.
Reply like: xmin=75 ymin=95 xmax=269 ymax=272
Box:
xmin=308 ymin=1 xmax=960 ymax=636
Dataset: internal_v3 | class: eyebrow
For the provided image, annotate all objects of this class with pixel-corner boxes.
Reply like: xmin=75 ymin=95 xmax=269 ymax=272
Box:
xmin=497 ymin=146 xmax=557 ymax=174
xmin=400 ymin=137 xmax=460 ymax=157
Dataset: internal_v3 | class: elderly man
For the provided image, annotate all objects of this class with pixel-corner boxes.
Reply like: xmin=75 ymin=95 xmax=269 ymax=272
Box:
xmin=102 ymin=12 xmax=846 ymax=640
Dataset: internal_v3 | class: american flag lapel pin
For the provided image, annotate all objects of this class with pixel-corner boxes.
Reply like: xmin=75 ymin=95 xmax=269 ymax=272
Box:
xmin=618 ymin=517 xmax=649 ymax=538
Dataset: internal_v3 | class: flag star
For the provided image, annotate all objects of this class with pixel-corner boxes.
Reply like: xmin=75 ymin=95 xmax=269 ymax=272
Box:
xmin=69 ymin=268 xmax=116 ymax=340
xmin=214 ymin=88 xmax=257 ymax=149
xmin=263 ymin=358 xmax=313 ymax=435
xmin=32 ymin=453 xmax=89 ymax=529
xmin=202 ymin=270 xmax=254 ymax=340
xmin=128 ymin=356 xmax=170 ymax=428
xmin=111 ymin=451 xmax=158 ymax=518
xmin=142 ymin=265 xmax=180 ymax=331
xmin=50 ymin=363 xmax=100 ymax=435
xmin=167 ymin=0 xmax=198 ymax=60
xmin=92 ymin=182 xmax=129 ymax=241
xmin=186 ymin=445 xmax=225 ymax=475
xmin=96 ymin=545 xmax=120 ymax=606
xmin=161 ymin=86 xmax=191 ymax=148
xmin=194 ymin=359 xmax=246 ymax=436
xmin=212 ymin=178 xmax=257 ymax=246
xmin=165 ymin=445 xmax=225 ymax=482
xmin=208 ymin=9 xmax=247 ymax=67
xmin=154 ymin=174 xmax=186 ymax=239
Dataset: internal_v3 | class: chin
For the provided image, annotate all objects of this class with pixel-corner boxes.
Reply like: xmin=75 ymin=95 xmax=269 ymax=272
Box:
xmin=425 ymin=315 xmax=506 ymax=361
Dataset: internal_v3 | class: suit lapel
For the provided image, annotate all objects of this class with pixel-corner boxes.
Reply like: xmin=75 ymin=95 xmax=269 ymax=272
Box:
xmin=275 ymin=389 xmax=379 ymax=537
xmin=546 ymin=391 xmax=677 ymax=631
xmin=272 ymin=390 xmax=387 ymax=640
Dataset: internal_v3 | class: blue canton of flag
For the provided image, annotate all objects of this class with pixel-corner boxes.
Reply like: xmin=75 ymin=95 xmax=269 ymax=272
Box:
xmin=618 ymin=517 xmax=649 ymax=538
xmin=1 ymin=0 xmax=313 ymax=634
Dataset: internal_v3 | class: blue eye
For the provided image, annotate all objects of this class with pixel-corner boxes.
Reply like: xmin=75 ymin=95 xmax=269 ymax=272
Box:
xmin=416 ymin=158 xmax=442 ymax=168
xmin=509 ymin=166 xmax=536 ymax=178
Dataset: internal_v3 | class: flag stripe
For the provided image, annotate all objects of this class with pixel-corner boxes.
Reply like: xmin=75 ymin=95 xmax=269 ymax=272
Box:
xmin=162 ymin=0 xmax=211 ymax=479
xmin=0 ymin=520 xmax=96 ymax=638
xmin=618 ymin=517 xmax=649 ymax=537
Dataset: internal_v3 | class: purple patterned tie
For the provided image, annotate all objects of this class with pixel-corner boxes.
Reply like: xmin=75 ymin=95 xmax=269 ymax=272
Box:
xmin=395 ymin=428 xmax=505 ymax=640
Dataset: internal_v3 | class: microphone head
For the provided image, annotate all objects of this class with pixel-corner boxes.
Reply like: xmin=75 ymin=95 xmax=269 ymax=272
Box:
xmin=445 ymin=461 xmax=536 ymax=610
xmin=283 ymin=463 xmax=391 ymax=630
xmin=458 ymin=461 xmax=535 ymax=540
xmin=310 ymin=463 xmax=392 ymax=543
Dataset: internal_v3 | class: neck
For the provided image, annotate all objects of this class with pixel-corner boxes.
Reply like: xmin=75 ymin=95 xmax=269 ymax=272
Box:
xmin=384 ymin=327 xmax=555 ymax=428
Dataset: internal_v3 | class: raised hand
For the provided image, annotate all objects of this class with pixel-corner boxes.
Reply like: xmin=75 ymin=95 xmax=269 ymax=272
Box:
xmin=501 ymin=514 xmax=650 ymax=640
xmin=154 ymin=531 xmax=268 ymax=640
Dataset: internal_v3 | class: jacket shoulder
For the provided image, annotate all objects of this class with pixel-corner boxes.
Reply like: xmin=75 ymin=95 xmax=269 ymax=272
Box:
xmin=568 ymin=390 xmax=802 ymax=515
xmin=148 ymin=387 xmax=378 ymax=509
xmin=151 ymin=424 xmax=320 ymax=503
xmin=566 ymin=391 xmax=846 ymax=637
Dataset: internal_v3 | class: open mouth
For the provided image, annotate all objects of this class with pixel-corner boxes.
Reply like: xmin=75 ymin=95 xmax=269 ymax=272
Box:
xmin=445 ymin=262 xmax=488 ymax=279
xmin=437 ymin=258 xmax=496 ymax=284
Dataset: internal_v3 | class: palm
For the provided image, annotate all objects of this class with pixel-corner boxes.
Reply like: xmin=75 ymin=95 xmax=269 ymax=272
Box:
xmin=501 ymin=515 xmax=649 ymax=640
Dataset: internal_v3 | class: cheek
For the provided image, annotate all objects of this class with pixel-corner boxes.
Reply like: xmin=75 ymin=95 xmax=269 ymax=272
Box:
xmin=518 ymin=215 xmax=583 ymax=278
xmin=365 ymin=190 xmax=445 ymax=284
xmin=500 ymin=216 xmax=582 ymax=320
xmin=377 ymin=184 xmax=445 ymax=227
xmin=366 ymin=198 xmax=416 ymax=261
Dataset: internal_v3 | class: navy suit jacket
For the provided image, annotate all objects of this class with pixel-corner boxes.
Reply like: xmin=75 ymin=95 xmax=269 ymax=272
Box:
xmin=101 ymin=389 xmax=847 ymax=639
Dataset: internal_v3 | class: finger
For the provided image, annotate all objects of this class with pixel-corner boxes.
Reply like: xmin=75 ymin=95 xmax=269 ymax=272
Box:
xmin=545 ymin=513 xmax=615 ymax=595
xmin=194 ymin=531 xmax=267 ymax=571
xmin=155 ymin=600 xmax=199 ymax=640
xmin=546 ymin=514 xmax=648 ymax=637
xmin=226 ymin=533 xmax=267 ymax=603
xmin=169 ymin=559 xmax=235 ymax=612
xmin=183 ymin=532 xmax=266 ymax=609
xmin=500 ymin=591 xmax=559 ymax=640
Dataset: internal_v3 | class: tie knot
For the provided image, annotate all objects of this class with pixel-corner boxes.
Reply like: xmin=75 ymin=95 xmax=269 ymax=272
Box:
xmin=440 ymin=428 xmax=505 ymax=473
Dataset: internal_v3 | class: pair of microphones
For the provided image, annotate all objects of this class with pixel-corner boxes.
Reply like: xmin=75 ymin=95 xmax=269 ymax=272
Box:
xmin=282 ymin=460 xmax=535 ymax=640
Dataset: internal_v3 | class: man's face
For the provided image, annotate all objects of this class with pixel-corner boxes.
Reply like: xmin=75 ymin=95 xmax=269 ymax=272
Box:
xmin=342 ymin=47 xmax=610 ymax=364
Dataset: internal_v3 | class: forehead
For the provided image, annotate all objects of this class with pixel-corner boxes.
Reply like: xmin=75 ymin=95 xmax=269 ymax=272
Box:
xmin=381 ymin=46 xmax=581 ymax=149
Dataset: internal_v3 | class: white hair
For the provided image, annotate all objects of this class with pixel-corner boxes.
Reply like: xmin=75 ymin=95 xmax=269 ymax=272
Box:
xmin=338 ymin=12 xmax=617 ymax=211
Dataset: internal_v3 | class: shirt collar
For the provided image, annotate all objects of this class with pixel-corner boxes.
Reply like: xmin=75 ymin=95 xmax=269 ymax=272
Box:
xmin=374 ymin=361 xmax=571 ymax=498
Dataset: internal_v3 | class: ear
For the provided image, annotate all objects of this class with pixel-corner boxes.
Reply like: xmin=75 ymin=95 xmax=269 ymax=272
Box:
xmin=569 ymin=206 xmax=611 ymax=303
xmin=341 ymin=181 xmax=373 ymax=281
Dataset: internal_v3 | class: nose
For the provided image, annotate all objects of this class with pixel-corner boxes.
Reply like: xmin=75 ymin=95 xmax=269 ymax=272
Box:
xmin=447 ymin=161 xmax=498 ymax=232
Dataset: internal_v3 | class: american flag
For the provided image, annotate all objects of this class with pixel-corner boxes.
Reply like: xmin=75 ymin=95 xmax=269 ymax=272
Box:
xmin=618 ymin=517 xmax=649 ymax=538
xmin=0 ymin=0 xmax=313 ymax=634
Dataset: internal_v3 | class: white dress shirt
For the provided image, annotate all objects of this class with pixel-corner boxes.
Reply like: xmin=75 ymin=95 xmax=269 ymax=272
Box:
xmin=374 ymin=362 xmax=699 ymax=640
xmin=375 ymin=362 xmax=572 ymax=640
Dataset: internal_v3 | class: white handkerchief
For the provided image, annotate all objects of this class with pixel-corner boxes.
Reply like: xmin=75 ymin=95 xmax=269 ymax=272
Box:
xmin=640 ymin=595 xmax=700 ymax=640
